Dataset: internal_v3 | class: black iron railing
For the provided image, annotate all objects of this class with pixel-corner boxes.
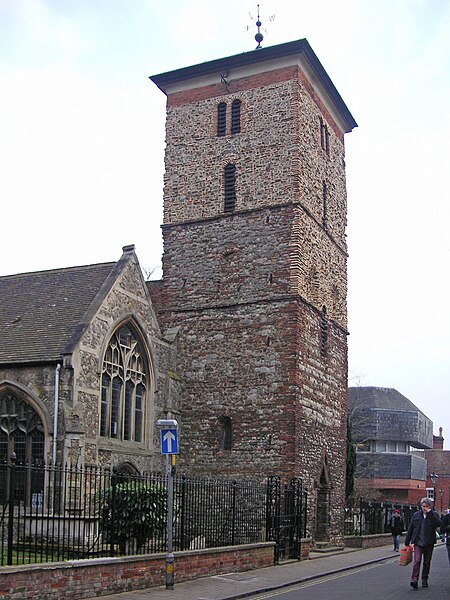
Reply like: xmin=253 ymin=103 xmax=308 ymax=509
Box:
xmin=1 ymin=461 xmax=303 ymax=565
xmin=344 ymin=499 xmax=417 ymax=536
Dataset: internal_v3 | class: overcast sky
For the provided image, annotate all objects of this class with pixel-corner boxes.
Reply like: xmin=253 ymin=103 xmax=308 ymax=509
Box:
xmin=1 ymin=1 xmax=449 ymax=450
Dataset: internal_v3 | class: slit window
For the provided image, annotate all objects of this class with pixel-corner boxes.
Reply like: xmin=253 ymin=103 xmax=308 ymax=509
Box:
xmin=322 ymin=180 xmax=328 ymax=229
xmin=224 ymin=163 xmax=236 ymax=212
xmin=320 ymin=305 xmax=328 ymax=357
xmin=231 ymin=99 xmax=241 ymax=134
xmin=320 ymin=118 xmax=330 ymax=155
xmin=219 ymin=416 xmax=232 ymax=450
xmin=217 ymin=102 xmax=227 ymax=137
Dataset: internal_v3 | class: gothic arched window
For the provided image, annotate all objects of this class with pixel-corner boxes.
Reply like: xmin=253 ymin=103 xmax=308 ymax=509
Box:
xmin=0 ymin=393 xmax=45 ymax=465
xmin=100 ymin=324 xmax=148 ymax=443
xmin=0 ymin=392 xmax=45 ymax=503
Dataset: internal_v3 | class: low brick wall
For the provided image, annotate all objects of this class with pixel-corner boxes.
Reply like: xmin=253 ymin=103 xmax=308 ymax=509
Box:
xmin=0 ymin=542 xmax=275 ymax=600
xmin=345 ymin=533 xmax=403 ymax=549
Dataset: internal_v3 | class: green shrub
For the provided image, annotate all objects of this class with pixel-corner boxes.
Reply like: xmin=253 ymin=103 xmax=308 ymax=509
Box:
xmin=98 ymin=481 xmax=168 ymax=553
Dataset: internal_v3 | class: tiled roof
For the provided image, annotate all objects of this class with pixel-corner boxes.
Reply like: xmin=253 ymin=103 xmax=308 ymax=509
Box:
xmin=0 ymin=262 xmax=115 ymax=364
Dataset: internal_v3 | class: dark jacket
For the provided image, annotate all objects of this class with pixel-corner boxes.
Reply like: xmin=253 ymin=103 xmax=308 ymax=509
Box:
xmin=440 ymin=513 xmax=450 ymax=546
xmin=390 ymin=514 xmax=404 ymax=535
xmin=405 ymin=509 xmax=442 ymax=546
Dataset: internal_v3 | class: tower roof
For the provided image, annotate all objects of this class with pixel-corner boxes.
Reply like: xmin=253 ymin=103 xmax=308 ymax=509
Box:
xmin=150 ymin=39 xmax=357 ymax=133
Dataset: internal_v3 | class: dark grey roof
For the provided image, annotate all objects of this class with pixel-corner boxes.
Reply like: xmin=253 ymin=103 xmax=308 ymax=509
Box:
xmin=150 ymin=39 xmax=357 ymax=133
xmin=0 ymin=262 xmax=115 ymax=365
xmin=348 ymin=387 xmax=425 ymax=415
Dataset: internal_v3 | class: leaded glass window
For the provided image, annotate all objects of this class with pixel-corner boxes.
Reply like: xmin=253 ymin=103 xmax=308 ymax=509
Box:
xmin=100 ymin=324 xmax=148 ymax=442
xmin=0 ymin=391 xmax=45 ymax=503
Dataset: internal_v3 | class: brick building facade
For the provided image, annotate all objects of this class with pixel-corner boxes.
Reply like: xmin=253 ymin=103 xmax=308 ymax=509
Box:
xmin=425 ymin=429 xmax=450 ymax=515
xmin=150 ymin=39 xmax=357 ymax=543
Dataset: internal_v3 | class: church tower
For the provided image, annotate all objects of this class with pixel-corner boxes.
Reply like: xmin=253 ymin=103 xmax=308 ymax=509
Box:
xmin=150 ymin=38 xmax=357 ymax=543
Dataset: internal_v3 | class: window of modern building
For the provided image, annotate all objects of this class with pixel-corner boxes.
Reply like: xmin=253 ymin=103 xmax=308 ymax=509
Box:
xmin=224 ymin=163 xmax=236 ymax=212
xmin=355 ymin=441 xmax=372 ymax=452
xmin=217 ymin=102 xmax=227 ymax=137
xmin=219 ymin=416 xmax=232 ymax=450
xmin=100 ymin=324 xmax=147 ymax=442
xmin=376 ymin=440 xmax=387 ymax=452
xmin=231 ymin=99 xmax=241 ymax=134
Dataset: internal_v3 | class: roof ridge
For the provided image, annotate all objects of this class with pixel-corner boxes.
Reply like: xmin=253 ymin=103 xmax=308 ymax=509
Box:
xmin=0 ymin=261 xmax=116 ymax=279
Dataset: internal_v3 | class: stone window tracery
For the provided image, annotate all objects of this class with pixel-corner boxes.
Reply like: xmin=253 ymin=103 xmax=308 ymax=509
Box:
xmin=0 ymin=392 xmax=45 ymax=503
xmin=0 ymin=393 xmax=45 ymax=465
xmin=100 ymin=324 xmax=147 ymax=443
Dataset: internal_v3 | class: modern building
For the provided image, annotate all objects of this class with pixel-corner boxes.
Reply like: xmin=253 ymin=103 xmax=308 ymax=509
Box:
xmin=348 ymin=386 xmax=433 ymax=504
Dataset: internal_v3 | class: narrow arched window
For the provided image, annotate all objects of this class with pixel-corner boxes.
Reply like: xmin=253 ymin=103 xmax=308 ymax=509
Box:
xmin=217 ymin=102 xmax=227 ymax=137
xmin=231 ymin=99 xmax=241 ymax=134
xmin=224 ymin=163 xmax=236 ymax=212
xmin=219 ymin=416 xmax=232 ymax=451
xmin=100 ymin=324 xmax=148 ymax=442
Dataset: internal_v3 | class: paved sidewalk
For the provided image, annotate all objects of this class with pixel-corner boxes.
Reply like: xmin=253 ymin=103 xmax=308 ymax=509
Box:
xmin=98 ymin=545 xmax=399 ymax=600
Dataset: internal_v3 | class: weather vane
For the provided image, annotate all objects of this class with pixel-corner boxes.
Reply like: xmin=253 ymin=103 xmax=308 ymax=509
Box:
xmin=246 ymin=5 xmax=276 ymax=50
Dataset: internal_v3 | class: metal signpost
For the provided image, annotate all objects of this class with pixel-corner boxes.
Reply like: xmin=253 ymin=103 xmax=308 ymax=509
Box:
xmin=156 ymin=419 xmax=179 ymax=590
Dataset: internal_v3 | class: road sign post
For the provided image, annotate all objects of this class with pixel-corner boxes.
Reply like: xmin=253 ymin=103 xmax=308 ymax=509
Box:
xmin=156 ymin=419 xmax=178 ymax=590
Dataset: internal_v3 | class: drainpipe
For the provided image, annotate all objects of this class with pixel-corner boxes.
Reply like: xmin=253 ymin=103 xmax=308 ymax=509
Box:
xmin=52 ymin=364 xmax=61 ymax=465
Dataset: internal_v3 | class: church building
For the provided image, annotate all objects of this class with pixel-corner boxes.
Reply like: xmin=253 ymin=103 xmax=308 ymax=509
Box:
xmin=0 ymin=38 xmax=356 ymax=543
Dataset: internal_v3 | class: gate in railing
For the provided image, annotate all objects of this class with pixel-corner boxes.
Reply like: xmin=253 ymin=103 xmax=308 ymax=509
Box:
xmin=266 ymin=476 xmax=307 ymax=563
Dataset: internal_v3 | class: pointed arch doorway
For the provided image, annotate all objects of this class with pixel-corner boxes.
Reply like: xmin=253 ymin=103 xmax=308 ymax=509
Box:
xmin=315 ymin=463 xmax=331 ymax=542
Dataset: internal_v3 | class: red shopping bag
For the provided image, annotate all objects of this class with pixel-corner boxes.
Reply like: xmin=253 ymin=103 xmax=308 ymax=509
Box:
xmin=399 ymin=545 xmax=413 ymax=566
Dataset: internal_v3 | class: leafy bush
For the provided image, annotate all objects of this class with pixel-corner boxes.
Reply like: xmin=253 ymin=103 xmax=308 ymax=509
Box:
xmin=98 ymin=481 xmax=168 ymax=553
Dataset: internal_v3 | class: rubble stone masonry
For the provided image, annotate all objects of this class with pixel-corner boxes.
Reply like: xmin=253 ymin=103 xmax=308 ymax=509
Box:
xmin=158 ymin=58 xmax=349 ymax=542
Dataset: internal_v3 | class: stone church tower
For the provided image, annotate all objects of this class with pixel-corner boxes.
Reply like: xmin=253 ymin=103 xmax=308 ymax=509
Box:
xmin=150 ymin=39 xmax=357 ymax=542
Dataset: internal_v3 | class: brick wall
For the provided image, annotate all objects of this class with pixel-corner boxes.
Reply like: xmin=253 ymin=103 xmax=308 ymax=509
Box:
xmin=0 ymin=543 xmax=275 ymax=600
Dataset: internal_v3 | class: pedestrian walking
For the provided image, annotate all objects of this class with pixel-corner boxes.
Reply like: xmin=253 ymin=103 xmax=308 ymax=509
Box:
xmin=404 ymin=497 xmax=442 ymax=589
xmin=440 ymin=508 xmax=450 ymax=566
xmin=390 ymin=509 xmax=404 ymax=551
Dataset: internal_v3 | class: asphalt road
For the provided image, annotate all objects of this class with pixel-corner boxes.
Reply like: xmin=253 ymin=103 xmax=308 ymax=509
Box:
xmin=250 ymin=545 xmax=449 ymax=600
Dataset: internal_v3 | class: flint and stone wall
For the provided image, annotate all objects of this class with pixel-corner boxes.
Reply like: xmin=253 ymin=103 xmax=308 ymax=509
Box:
xmin=158 ymin=62 xmax=349 ymax=542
